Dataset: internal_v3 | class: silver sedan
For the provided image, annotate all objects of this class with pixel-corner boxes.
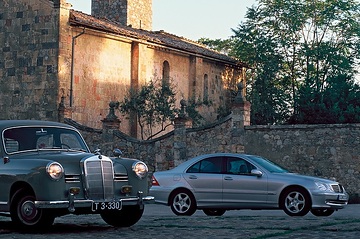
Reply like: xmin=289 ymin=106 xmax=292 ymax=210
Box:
xmin=149 ymin=153 xmax=348 ymax=217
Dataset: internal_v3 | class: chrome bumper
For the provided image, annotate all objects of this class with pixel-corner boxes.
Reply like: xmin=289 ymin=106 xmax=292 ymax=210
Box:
xmin=35 ymin=191 xmax=155 ymax=212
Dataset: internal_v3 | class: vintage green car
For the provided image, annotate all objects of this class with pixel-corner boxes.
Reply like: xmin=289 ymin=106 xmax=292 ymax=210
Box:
xmin=0 ymin=120 xmax=154 ymax=229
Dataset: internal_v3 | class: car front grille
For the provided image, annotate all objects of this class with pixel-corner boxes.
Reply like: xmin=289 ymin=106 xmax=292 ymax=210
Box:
xmin=114 ymin=173 xmax=128 ymax=182
xmin=83 ymin=157 xmax=114 ymax=200
xmin=331 ymin=184 xmax=344 ymax=193
xmin=65 ymin=174 xmax=81 ymax=183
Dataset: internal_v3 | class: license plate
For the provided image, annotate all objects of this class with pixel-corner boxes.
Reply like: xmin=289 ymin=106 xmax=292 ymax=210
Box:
xmin=91 ymin=201 xmax=122 ymax=211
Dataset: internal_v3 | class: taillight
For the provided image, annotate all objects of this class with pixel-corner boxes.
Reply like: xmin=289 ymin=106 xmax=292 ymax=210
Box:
xmin=151 ymin=175 xmax=160 ymax=186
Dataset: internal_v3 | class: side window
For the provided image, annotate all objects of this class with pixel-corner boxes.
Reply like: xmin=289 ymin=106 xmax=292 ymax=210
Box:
xmin=187 ymin=162 xmax=200 ymax=173
xmin=187 ymin=157 xmax=222 ymax=173
xmin=4 ymin=138 xmax=19 ymax=153
xmin=226 ymin=157 xmax=256 ymax=175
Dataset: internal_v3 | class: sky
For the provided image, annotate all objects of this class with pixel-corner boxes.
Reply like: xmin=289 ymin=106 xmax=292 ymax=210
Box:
xmin=69 ymin=0 xmax=257 ymax=40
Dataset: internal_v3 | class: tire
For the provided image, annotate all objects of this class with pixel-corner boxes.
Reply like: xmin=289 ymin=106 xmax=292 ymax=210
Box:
xmin=310 ymin=209 xmax=335 ymax=217
xmin=170 ymin=189 xmax=196 ymax=216
xmin=203 ymin=209 xmax=226 ymax=216
xmin=10 ymin=189 xmax=55 ymax=229
xmin=101 ymin=205 xmax=144 ymax=227
xmin=281 ymin=187 xmax=311 ymax=216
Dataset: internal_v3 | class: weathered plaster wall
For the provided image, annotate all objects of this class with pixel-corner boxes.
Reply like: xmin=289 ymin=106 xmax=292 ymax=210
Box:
xmin=70 ymin=32 xmax=133 ymax=129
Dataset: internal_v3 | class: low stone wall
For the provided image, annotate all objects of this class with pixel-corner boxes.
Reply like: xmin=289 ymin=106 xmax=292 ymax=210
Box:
xmin=244 ymin=124 xmax=360 ymax=203
xmin=66 ymin=114 xmax=244 ymax=173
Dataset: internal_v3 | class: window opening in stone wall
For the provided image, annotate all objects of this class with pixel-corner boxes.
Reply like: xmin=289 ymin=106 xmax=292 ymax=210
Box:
xmin=162 ymin=61 xmax=170 ymax=83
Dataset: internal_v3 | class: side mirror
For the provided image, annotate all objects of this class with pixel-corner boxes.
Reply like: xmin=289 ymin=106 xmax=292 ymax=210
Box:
xmin=251 ymin=169 xmax=263 ymax=177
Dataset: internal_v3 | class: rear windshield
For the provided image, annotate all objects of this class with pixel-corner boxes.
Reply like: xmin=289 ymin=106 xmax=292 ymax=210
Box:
xmin=2 ymin=126 xmax=89 ymax=154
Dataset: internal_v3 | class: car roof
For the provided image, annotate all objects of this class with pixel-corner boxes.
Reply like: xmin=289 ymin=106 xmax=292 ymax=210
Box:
xmin=172 ymin=153 xmax=255 ymax=171
xmin=190 ymin=153 xmax=253 ymax=161
xmin=0 ymin=120 xmax=76 ymax=131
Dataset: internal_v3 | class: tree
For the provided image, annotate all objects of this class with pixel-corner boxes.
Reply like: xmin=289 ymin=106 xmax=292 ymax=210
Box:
xmin=294 ymin=74 xmax=360 ymax=123
xmin=231 ymin=0 xmax=360 ymax=124
xmin=118 ymin=78 xmax=178 ymax=140
xmin=118 ymin=78 xmax=206 ymax=139
xmin=229 ymin=4 xmax=292 ymax=124
xmin=198 ymin=38 xmax=235 ymax=55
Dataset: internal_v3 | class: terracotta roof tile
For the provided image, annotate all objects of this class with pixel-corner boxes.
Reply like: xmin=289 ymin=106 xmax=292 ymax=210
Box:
xmin=69 ymin=10 xmax=246 ymax=67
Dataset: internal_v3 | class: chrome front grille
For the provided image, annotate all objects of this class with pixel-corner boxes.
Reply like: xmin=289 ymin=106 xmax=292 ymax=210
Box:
xmin=114 ymin=173 xmax=128 ymax=182
xmin=83 ymin=157 xmax=114 ymax=200
xmin=331 ymin=184 xmax=344 ymax=193
xmin=65 ymin=174 xmax=81 ymax=183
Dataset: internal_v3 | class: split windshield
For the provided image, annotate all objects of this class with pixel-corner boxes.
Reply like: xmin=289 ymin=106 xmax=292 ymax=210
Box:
xmin=2 ymin=126 xmax=89 ymax=154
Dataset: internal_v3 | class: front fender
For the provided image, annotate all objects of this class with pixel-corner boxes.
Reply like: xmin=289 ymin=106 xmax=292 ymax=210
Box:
xmin=112 ymin=157 xmax=150 ymax=196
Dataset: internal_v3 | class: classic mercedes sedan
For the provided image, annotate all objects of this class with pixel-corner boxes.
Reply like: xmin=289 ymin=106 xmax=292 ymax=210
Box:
xmin=0 ymin=120 xmax=153 ymax=229
xmin=150 ymin=153 xmax=348 ymax=217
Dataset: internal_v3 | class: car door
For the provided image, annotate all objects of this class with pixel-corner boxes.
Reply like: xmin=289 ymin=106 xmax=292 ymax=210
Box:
xmin=183 ymin=156 xmax=223 ymax=204
xmin=222 ymin=156 xmax=268 ymax=207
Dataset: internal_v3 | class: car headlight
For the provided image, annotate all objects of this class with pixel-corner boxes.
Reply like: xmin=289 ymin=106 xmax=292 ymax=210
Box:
xmin=315 ymin=181 xmax=333 ymax=192
xmin=46 ymin=162 xmax=64 ymax=180
xmin=132 ymin=162 xmax=148 ymax=179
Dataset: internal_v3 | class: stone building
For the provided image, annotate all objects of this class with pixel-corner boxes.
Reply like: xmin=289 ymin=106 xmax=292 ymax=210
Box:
xmin=0 ymin=0 xmax=247 ymax=138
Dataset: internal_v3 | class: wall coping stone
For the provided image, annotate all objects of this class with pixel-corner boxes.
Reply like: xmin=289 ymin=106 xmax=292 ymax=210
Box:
xmin=246 ymin=123 xmax=360 ymax=131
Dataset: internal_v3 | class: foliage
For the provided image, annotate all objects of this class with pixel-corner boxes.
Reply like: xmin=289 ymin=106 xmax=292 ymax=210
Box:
xmin=198 ymin=38 xmax=235 ymax=55
xmin=118 ymin=78 xmax=207 ymax=139
xmin=118 ymin=78 xmax=178 ymax=140
xmin=291 ymin=75 xmax=360 ymax=123
xmin=231 ymin=0 xmax=360 ymax=124
xmin=185 ymin=96 xmax=204 ymax=127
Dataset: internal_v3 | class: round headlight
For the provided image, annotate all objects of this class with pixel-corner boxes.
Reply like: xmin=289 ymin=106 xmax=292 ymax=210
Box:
xmin=46 ymin=162 xmax=64 ymax=180
xmin=132 ymin=162 xmax=148 ymax=179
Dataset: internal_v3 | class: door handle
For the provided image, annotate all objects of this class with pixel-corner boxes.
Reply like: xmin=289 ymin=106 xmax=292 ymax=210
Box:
xmin=188 ymin=175 xmax=198 ymax=179
xmin=224 ymin=176 xmax=233 ymax=181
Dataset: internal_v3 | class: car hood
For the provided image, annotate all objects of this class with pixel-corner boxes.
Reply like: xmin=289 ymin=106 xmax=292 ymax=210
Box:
xmin=273 ymin=172 xmax=338 ymax=184
xmin=7 ymin=151 xmax=127 ymax=175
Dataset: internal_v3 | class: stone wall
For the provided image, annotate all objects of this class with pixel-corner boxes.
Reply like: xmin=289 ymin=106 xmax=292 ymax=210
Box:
xmin=0 ymin=0 xmax=63 ymax=120
xmin=91 ymin=0 xmax=152 ymax=30
xmin=244 ymin=124 xmax=360 ymax=202
xmin=68 ymin=110 xmax=245 ymax=173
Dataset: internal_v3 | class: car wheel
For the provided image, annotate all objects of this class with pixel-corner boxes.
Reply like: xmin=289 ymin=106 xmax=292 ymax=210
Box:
xmin=170 ymin=190 xmax=196 ymax=216
xmin=10 ymin=189 xmax=55 ymax=229
xmin=101 ymin=205 xmax=144 ymax=227
xmin=203 ymin=209 xmax=226 ymax=216
xmin=281 ymin=187 xmax=311 ymax=216
xmin=310 ymin=209 xmax=335 ymax=217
